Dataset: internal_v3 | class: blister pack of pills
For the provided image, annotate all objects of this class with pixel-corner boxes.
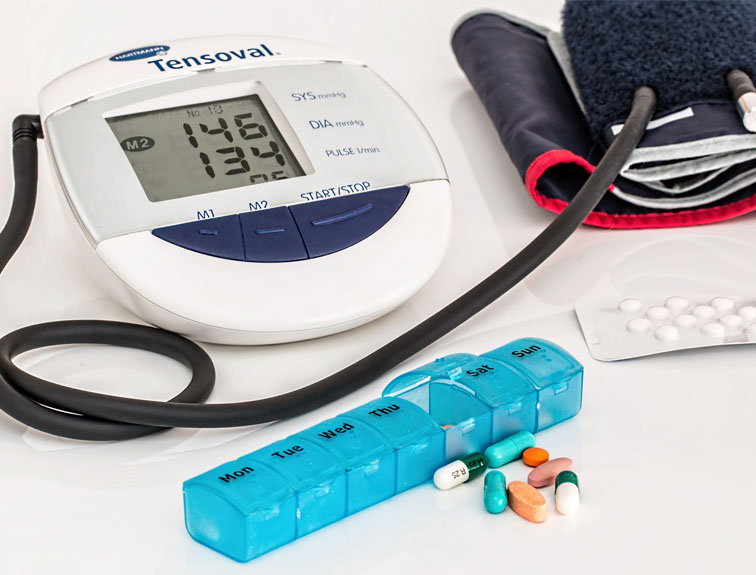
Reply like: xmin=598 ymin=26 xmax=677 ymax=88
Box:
xmin=575 ymin=291 xmax=756 ymax=361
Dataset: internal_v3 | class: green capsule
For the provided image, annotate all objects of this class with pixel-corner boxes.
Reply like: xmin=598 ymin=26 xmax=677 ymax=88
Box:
xmin=461 ymin=452 xmax=488 ymax=481
xmin=484 ymin=431 xmax=536 ymax=468
xmin=484 ymin=470 xmax=507 ymax=514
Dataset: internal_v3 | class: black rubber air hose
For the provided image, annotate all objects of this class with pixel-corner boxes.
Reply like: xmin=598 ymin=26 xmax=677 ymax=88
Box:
xmin=0 ymin=87 xmax=656 ymax=440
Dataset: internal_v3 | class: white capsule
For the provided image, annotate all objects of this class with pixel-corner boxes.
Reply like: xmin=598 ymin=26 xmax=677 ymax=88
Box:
xmin=701 ymin=322 xmax=726 ymax=339
xmin=618 ymin=298 xmax=643 ymax=313
xmin=711 ymin=297 xmax=735 ymax=313
xmin=674 ymin=314 xmax=697 ymax=329
xmin=665 ymin=296 xmax=689 ymax=312
xmin=433 ymin=460 xmax=469 ymax=490
xmin=555 ymin=482 xmax=580 ymax=515
xmin=693 ymin=305 xmax=716 ymax=322
xmin=646 ymin=306 xmax=670 ymax=321
xmin=626 ymin=317 xmax=651 ymax=333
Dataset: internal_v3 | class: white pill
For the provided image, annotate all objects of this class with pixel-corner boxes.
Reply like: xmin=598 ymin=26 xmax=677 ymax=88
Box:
xmin=701 ymin=322 xmax=726 ymax=338
xmin=433 ymin=460 xmax=469 ymax=490
xmin=665 ymin=296 xmax=689 ymax=312
xmin=654 ymin=325 xmax=679 ymax=341
xmin=674 ymin=314 xmax=697 ymax=329
xmin=555 ymin=482 xmax=580 ymax=516
xmin=710 ymin=297 xmax=735 ymax=313
xmin=646 ymin=306 xmax=670 ymax=320
xmin=693 ymin=305 xmax=716 ymax=322
xmin=618 ymin=298 xmax=643 ymax=313
xmin=738 ymin=306 xmax=756 ymax=323
xmin=747 ymin=325 xmax=756 ymax=342
xmin=720 ymin=314 xmax=744 ymax=333
xmin=626 ymin=318 xmax=651 ymax=333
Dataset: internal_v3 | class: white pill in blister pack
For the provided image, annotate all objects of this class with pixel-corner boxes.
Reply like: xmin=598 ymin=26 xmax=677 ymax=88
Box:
xmin=618 ymin=298 xmax=643 ymax=314
xmin=654 ymin=325 xmax=679 ymax=341
xmin=576 ymin=294 xmax=756 ymax=360
xmin=711 ymin=297 xmax=735 ymax=313
xmin=692 ymin=305 xmax=716 ymax=322
xmin=700 ymin=322 xmax=726 ymax=339
xmin=626 ymin=317 xmax=650 ymax=333
xmin=646 ymin=306 xmax=670 ymax=321
xmin=665 ymin=296 xmax=689 ymax=312
xmin=739 ymin=306 xmax=756 ymax=323
xmin=720 ymin=314 xmax=744 ymax=333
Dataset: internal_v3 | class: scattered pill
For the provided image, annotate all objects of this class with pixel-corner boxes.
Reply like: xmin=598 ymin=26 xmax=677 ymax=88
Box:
xmin=433 ymin=452 xmax=488 ymax=490
xmin=674 ymin=314 xmax=697 ymax=329
xmin=618 ymin=298 xmax=643 ymax=313
xmin=483 ymin=471 xmax=507 ymax=514
xmin=646 ymin=306 xmax=670 ymax=320
xmin=626 ymin=317 xmax=650 ymax=333
xmin=527 ymin=457 xmax=573 ymax=488
xmin=738 ymin=306 xmax=756 ymax=324
xmin=483 ymin=431 xmax=536 ymax=468
xmin=441 ymin=425 xmax=453 ymax=430
xmin=711 ymin=297 xmax=735 ymax=313
xmin=720 ymin=314 xmax=744 ymax=333
xmin=701 ymin=322 xmax=726 ymax=339
xmin=522 ymin=447 xmax=549 ymax=467
xmin=665 ymin=296 xmax=688 ymax=312
xmin=507 ymin=481 xmax=547 ymax=523
xmin=555 ymin=470 xmax=580 ymax=515
xmin=692 ymin=305 xmax=716 ymax=322
xmin=654 ymin=325 xmax=679 ymax=342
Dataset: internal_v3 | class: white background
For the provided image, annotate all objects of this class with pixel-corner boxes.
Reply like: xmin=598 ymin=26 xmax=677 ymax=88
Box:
xmin=2 ymin=1 xmax=756 ymax=573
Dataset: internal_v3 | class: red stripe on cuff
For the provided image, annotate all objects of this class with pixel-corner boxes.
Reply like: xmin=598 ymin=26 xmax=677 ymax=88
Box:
xmin=524 ymin=149 xmax=756 ymax=229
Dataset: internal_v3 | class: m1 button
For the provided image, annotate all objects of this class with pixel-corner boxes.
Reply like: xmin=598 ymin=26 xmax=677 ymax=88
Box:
xmin=152 ymin=214 xmax=244 ymax=260
xmin=239 ymin=207 xmax=308 ymax=262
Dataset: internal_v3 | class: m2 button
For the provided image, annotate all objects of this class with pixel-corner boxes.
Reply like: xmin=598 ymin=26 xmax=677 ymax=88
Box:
xmin=239 ymin=207 xmax=307 ymax=262
xmin=289 ymin=185 xmax=409 ymax=258
xmin=152 ymin=214 xmax=244 ymax=260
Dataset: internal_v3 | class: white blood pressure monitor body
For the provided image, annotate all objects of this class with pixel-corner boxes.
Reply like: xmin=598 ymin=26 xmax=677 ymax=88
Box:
xmin=40 ymin=36 xmax=450 ymax=344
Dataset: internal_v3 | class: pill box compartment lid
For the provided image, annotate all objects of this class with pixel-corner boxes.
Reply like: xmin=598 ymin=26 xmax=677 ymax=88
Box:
xmin=344 ymin=397 xmax=443 ymax=448
xmin=481 ymin=338 xmax=582 ymax=389
xmin=183 ymin=459 xmax=295 ymax=514
xmin=381 ymin=353 xmax=477 ymax=397
xmin=449 ymin=358 xmax=538 ymax=407
xmin=244 ymin=438 xmax=345 ymax=491
xmin=293 ymin=415 xmax=393 ymax=467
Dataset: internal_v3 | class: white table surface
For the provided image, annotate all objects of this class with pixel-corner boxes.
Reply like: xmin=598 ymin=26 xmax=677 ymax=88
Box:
xmin=2 ymin=1 xmax=756 ymax=573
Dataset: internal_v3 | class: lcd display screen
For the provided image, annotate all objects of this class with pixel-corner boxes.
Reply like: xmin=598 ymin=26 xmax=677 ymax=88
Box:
xmin=106 ymin=94 xmax=307 ymax=202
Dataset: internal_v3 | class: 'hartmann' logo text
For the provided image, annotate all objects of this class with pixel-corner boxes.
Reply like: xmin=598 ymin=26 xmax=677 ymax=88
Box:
xmin=110 ymin=45 xmax=170 ymax=62
xmin=147 ymin=44 xmax=275 ymax=72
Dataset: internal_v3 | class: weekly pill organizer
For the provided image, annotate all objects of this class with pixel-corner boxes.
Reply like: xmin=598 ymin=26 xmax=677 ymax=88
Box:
xmin=183 ymin=338 xmax=583 ymax=562
xmin=39 ymin=36 xmax=450 ymax=344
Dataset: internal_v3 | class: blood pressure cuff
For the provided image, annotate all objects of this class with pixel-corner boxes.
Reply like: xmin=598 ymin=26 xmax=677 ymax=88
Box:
xmin=452 ymin=11 xmax=756 ymax=228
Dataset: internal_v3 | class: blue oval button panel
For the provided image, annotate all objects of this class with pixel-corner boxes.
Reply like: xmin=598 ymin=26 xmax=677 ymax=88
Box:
xmin=152 ymin=185 xmax=409 ymax=262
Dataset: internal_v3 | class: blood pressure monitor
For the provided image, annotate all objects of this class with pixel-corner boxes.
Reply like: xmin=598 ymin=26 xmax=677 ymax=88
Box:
xmin=39 ymin=36 xmax=450 ymax=344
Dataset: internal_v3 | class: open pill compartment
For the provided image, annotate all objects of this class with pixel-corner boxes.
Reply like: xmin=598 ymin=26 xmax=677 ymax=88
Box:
xmin=183 ymin=338 xmax=583 ymax=562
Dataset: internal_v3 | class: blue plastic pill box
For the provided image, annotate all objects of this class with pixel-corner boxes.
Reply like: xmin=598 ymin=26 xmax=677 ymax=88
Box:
xmin=183 ymin=338 xmax=583 ymax=562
